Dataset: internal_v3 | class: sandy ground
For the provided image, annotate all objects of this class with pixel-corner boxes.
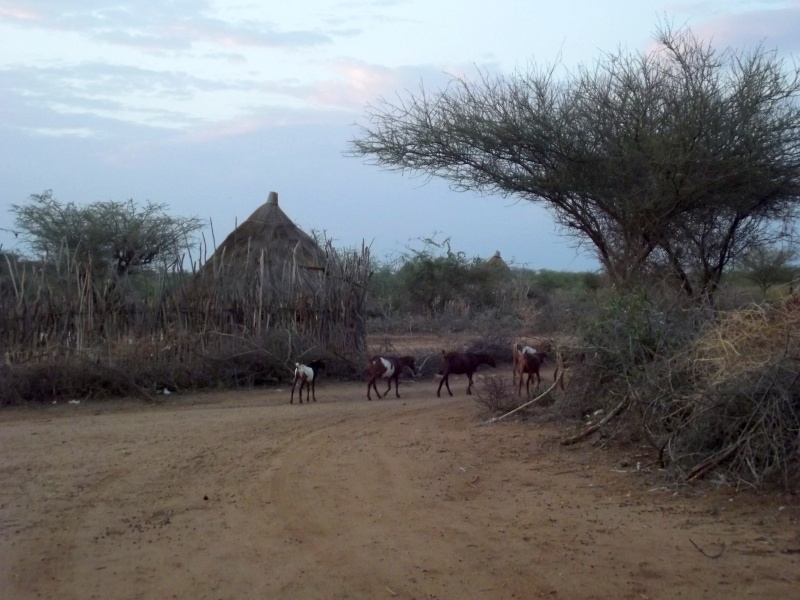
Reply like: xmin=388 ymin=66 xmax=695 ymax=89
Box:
xmin=1 ymin=369 xmax=799 ymax=600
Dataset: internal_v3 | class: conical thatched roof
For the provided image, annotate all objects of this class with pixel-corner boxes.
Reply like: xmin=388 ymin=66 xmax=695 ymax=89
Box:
xmin=486 ymin=250 xmax=509 ymax=269
xmin=207 ymin=191 xmax=326 ymax=273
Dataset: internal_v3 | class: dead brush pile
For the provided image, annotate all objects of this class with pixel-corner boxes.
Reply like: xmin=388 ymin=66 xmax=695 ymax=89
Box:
xmin=473 ymin=375 xmax=522 ymax=414
xmin=539 ymin=290 xmax=800 ymax=491
xmin=0 ymin=330 xmax=318 ymax=405
xmin=655 ymin=297 xmax=800 ymax=490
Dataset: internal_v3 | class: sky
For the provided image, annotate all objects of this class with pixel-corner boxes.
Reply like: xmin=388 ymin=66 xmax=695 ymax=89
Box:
xmin=1 ymin=1 xmax=799 ymax=272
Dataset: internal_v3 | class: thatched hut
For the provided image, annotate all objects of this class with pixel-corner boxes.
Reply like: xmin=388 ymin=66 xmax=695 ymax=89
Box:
xmin=211 ymin=191 xmax=325 ymax=270
xmin=187 ymin=191 xmax=369 ymax=358
xmin=199 ymin=191 xmax=326 ymax=305
xmin=486 ymin=250 xmax=509 ymax=270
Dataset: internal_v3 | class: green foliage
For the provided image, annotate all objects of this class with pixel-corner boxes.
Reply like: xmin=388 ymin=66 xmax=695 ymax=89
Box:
xmin=740 ymin=244 xmax=798 ymax=294
xmin=351 ymin=22 xmax=800 ymax=302
xmin=580 ymin=290 xmax=666 ymax=370
xmin=11 ymin=190 xmax=204 ymax=278
xmin=517 ymin=269 xmax=602 ymax=296
xmin=366 ymin=238 xmax=601 ymax=336
xmin=386 ymin=237 xmax=510 ymax=314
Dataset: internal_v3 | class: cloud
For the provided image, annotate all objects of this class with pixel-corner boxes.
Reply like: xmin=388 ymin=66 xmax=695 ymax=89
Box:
xmin=679 ymin=2 xmax=800 ymax=55
xmin=0 ymin=1 xmax=338 ymax=52
xmin=0 ymin=5 xmax=41 ymax=21
xmin=307 ymin=59 xmax=490 ymax=111
xmin=29 ymin=127 xmax=99 ymax=138
xmin=0 ymin=61 xmax=265 ymax=129
xmin=309 ymin=61 xmax=398 ymax=108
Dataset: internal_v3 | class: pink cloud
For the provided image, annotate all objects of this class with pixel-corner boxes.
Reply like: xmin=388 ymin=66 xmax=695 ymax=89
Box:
xmin=178 ymin=118 xmax=267 ymax=143
xmin=0 ymin=5 xmax=42 ymax=21
xmin=689 ymin=6 xmax=800 ymax=54
xmin=311 ymin=61 xmax=399 ymax=108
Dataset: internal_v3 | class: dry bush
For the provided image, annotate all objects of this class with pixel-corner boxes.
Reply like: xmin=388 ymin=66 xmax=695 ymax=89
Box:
xmin=0 ymin=229 xmax=371 ymax=404
xmin=473 ymin=374 xmax=529 ymax=414
xmin=653 ymin=299 xmax=800 ymax=489
xmin=0 ymin=330 xmax=305 ymax=405
xmin=561 ymin=291 xmax=800 ymax=490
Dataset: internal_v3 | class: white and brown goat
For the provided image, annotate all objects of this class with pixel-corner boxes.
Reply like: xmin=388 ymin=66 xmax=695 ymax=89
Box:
xmin=516 ymin=347 xmax=544 ymax=397
xmin=512 ymin=341 xmax=551 ymax=385
xmin=291 ymin=359 xmax=326 ymax=404
xmin=512 ymin=343 xmax=537 ymax=384
xmin=366 ymin=355 xmax=417 ymax=400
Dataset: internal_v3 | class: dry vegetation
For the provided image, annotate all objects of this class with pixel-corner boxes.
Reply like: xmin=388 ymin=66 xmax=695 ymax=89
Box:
xmin=3 ymin=233 xmax=800 ymax=493
xmin=464 ymin=291 xmax=800 ymax=492
xmin=0 ymin=234 xmax=371 ymax=404
xmin=657 ymin=297 xmax=800 ymax=489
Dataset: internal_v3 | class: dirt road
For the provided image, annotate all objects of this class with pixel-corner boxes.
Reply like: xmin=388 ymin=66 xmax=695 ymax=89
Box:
xmin=1 ymin=376 xmax=798 ymax=599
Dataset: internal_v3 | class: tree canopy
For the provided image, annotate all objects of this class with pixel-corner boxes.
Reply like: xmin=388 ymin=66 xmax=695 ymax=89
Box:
xmin=349 ymin=23 xmax=800 ymax=302
xmin=391 ymin=238 xmax=509 ymax=314
xmin=11 ymin=190 xmax=204 ymax=277
xmin=740 ymin=243 xmax=798 ymax=294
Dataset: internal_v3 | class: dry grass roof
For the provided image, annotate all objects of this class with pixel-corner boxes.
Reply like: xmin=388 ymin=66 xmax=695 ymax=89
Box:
xmin=203 ymin=191 xmax=326 ymax=274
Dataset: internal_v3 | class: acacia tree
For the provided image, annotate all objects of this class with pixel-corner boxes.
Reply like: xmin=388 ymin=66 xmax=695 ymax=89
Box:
xmin=12 ymin=190 xmax=203 ymax=278
xmin=740 ymin=244 xmax=798 ymax=293
xmin=349 ymin=23 xmax=800 ymax=302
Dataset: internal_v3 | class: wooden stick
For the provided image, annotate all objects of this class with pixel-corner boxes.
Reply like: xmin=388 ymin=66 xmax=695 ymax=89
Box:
xmin=689 ymin=538 xmax=725 ymax=559
xmin=685 ymin=442 xmax=741 ymax=482
xmin=560 ymin=396 xmax=630 ymax=445
xmin=485 ymin=379 xmax=559 ymax=424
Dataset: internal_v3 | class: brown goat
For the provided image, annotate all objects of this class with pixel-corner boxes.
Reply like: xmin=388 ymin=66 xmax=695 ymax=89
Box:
xmin=512 ymin=342 xmax=526 ymax=384
xmin=291 ymin=359 xmax=326 ymax=404
xmin=517 ymin=349 xmax=544 ymax=397
xmin=437 ymin=350 xmax=496 ymax=397
xmin=367 ymin=355 xmax=417 ymax=400
xmin=513 ymin=341 xmax=551 ymax=384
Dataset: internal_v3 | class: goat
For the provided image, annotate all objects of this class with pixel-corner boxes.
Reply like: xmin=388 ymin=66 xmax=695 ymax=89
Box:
xmin=512 ymin=343 xmax=526 ymax=384
xmin=290 ymin=359 xmax=326 ymax=404
xmin=366 ymin=355 xmax=417 ymax=400
xmin=517 ymin=349 xmax=544 ymax=397
xmin=437 ymin=350 xmax=496 ymax=397
xmin=511 ymin=343 xmax=539 ymax=385
xmin=512 ymin=341 xmax=551 ymax=384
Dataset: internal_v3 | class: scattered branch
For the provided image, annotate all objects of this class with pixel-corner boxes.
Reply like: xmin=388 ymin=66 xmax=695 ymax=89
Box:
xmin=485 ymin=379 xmax=559 ymax=424
xmin=689 ymin=538 xmax=726 ymax=559
xmin=560 ymin=396 xmax=630 ymax=445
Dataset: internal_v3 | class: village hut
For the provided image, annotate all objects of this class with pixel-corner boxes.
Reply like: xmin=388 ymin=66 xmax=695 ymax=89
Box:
xmin=486 ymin=250 xmax=509 ymax=270
xmin=201 ymin=191 xmax=325 ymax=290
xmin=189 ymin=191 xmax=369 ymax=356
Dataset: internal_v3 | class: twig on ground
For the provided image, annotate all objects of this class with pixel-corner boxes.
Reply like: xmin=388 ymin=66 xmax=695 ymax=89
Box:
xmin=685 ymin=442 xmax=742 ymax=483
xmin=689 ymin=538 xmax=725 ymax=559
xmin=560 ymin=396 xmax=630 ymax=446
xmin=484 ymin=379 xmax=559 ymax=425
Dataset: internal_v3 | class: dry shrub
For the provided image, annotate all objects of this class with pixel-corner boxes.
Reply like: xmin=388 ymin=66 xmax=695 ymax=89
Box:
xmin=0 ymin=231 xmax=371 ymax=404
xmin=473 ymin=374 xmax=528 ymax=414
xmin=554 ymin=291 xmax=800 ymax=490
xmin=655 ymin=298 xmax=800 ymax=490
xmin=0 ymin=328 xmax=351 ymax=405
xmin=2 ymin=357 xmax=158 ymax=404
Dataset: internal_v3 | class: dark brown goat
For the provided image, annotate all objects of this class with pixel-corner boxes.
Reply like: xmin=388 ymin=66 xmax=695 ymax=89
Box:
xmin=437 ymin=350 xmax=496 ymax=397
xmin=291 ymin=359 xmax=326 ymax=404
xmin=517 ymin=349 xmax=544 ymax=397
xmin=366 ymin=355 xmax=417 ymax=400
